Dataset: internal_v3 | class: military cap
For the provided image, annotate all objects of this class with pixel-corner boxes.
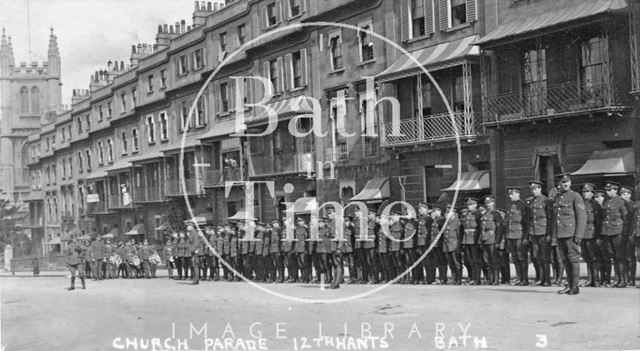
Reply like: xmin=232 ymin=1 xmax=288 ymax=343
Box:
xmin=528 ymin=180 xmax=543 ymax=187
xmin=296 ymin=217 xmax=305 ymax=222
xmin=620 ymin=186 xmax=633 ymax=195
xmin=431 ymin=204 xmax=444 ymax=211
xmin=594 ymin=189 xmax=606 ymax=197
xmin=483 ymin=195 xmax=496 ymax=203
xmin=604 ymin=181 xmax=621 ymax=190
xmin=582 ymin=183 xmax=595 ymax=192
xmin=466 ymin=197 xmax=478 ymax=205
xmin=417 ymin=202 xmax=429 ymax=209
xmin=507 ymin=186 xmax=521 ymax=193
xmin=555 ymin=173 xmax=572 ymax=182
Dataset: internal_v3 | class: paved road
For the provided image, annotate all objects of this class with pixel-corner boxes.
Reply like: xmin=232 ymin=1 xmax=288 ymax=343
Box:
xmin=1 ymin=275 xmax=639 ymax=351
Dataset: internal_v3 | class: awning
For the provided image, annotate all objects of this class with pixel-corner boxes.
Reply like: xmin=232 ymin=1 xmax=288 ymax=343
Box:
xmin=46 ymin=237 xmax=61 ymax=245
xmin=160 ymin=137 xmax=200 ymax=154
xmin=125 ymin=224 xmax=145 ymax=235
xmin=284 ymin=197 xmax=318 ymax=214
xmin=185 ymin=213 xmax=214 ymax=225
xmin=86 ymin=168 xmax=108 ymax=181
xmin=197 ymin=119 xmax=242 ymax=141
xmin=228 ymin=208 xmax=257 ymax=221
xmin=441 ymin=171 xmax=491 ymax=191
xmin=101 ymin=233 xmax=115 ymax=239
xmin=250 ymin=96 xmax=314 ymax=124
xmin=155 ymin=225 xmax=167 ymax=231
xmin=377 ymin=35 xmax=480 ymax=82
xmin=351 ymin=177 xmax=390 ymax=202
xmin=106 ymin=159 xmax=132 ymax=174
xmin=107 ymin=228 xmax=120 ymax=237
xmin=572 ymin=147 xmax=635 ymax=176
xmin=77 ymin=234 xmax=91 ymax=241
xmin=474 ymin=0 xmax=628 ymax=47
xmin=131 ymin=148 xmax=164 ymax=165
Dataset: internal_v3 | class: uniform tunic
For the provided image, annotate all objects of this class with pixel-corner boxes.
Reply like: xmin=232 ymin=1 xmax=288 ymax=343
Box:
xmin=552 ymin=190 xmax=587 ymax=240
xmin=403 ymin=220 xmax=417 ymax=249
xmin=389 ymin=221 xmax=403 ymax=252
xmin=528 ymin=195 xmax=552 ymax=237
xmin=506 ymin=200 xmax=529 ymax=240
xmin=461 ymin=210 xmax=481 ymax=245
xmin=583 ymin=198 xmax=602 ymax=240
xmin=442 ymin=214 xmax=461 ymax=253
xmin=480 ymin=210 xmax=502 ymax=245
xmin=417 ymin=215 xmax=432 ymax=247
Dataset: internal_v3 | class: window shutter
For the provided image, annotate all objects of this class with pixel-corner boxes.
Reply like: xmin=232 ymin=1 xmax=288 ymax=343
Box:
xmin=400 ymin=0 xmax=409 ymax=42
xmin=425 ymin=0 xmax=435 ymax=35
xmin=301 ymin=48 xmax=308 ymax=87
xmin=229 ymin=79 xmax=236 ymax=111
xmin=277 ymin=56 xmax=285 ymax=93
xmin=439 ymin=0 xmax=449 ymax=30
xmin=276 ymin=0 xmax=283 ymax=23
xmin=466 ymin=0 xmax=477 ymax=23
xmin=263 ymin=61 xmax=272 ymax=95
xmin=284 ymin=53 xmax=293 ymax=91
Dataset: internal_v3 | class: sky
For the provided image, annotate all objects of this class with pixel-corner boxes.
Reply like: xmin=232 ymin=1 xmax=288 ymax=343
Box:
xmin=0 ymin=0 xmax=195 ymax=105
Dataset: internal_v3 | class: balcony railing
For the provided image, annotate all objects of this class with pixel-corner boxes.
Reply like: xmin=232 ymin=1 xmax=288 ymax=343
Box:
xmin=87 ymin=201 xmax=109 ymax=214
xmin=484 ymin=82 xmax=631 ymax=125
xmin=250 ymin=152 xmax=315 ymax=177
xmin=167 ymin=177 xmax=205 ymax=196
xmin=133 ymin=187 xmax=164 ymax=202
xmin=381 ymin=112 xmax=482 ymax=147
xmin=108 ymin=194 xmax=135 ymax=209
xmin=203 ymin=168 xmax=242 ymax=187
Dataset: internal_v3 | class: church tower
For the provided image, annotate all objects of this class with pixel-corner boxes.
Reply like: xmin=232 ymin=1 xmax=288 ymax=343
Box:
xmin=0 ymin=27 xmax=62 ymax=203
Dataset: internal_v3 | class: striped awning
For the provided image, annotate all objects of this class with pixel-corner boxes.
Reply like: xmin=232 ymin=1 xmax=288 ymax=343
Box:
xmin=377 ymin=35 xmax=480 ymax=82
xmin=351 ymin=177 xmax=390 ymax=202
xmin=441 ymin=171 xmax=491 ymax=191
xmin=249 ymin=96 xmax=314 ymax=124
xmin=572 ymin=148 xmax=634 ymax=176
xmin=474 ymin=0 xmax=628 ymax=47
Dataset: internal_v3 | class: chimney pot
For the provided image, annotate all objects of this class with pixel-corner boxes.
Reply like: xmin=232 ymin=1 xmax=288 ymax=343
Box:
xmin=158 ymin=25 xmax=162 ymax=33
xmin=207 ymin=1 xmax=212 ymax=11
xmin=194 ymin=1 xmax=199 ymax=10
xmin=163 ymin=24 xmax=168 ymax=33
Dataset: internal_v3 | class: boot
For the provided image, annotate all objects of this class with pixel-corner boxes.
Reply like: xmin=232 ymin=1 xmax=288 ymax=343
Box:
xmin=616 ymin=262 xmax=628 ymax=288
xmin=541 ymin=263 xmax=551 ymax=286
xmin=558 ymin=263 xmax=571 ymax=294
xmin=80 ymin=276 xmax=86 ymax=290
xmin=520 ymin=262 xmax=529 ymax=285
xmin=591 ymin=262 xmax=601 ymax=287
xmin=629 ymin=261 xmax=636 ymax=286
xmin=455 ymin=268 xmax=463 ymax=285
xmin=67 ymin=277 xmax=75 ymax=290
xmin=568 ymin=262 xmax=580 ymax=295
xmin=513 ymin=263 xmax=522 ymax=285
xmin=474 ymin=266 xmax=482 ymax=285
xmin=439 ymin=265 xmax=447 ymax=285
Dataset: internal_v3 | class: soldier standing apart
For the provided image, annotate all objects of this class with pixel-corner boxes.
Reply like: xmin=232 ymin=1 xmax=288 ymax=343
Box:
xmin=189 ymin=225 xmax=205 ymax=285
xmin=65 ymin=239 xmax=86 ymax=290
xmin=140 ymin=239 xmax=152 ymax=279
xmin=32 ymin=257 xmax=40 ymax=276
xmin=461 ymin=198 xmax=482 ymax=285
xmin=294 ymin=217 xmax=309 ymax=283
xmin=620 ymin=186 xmax=636 ymax=286
xmin=480 ymin=196 xmax=503 ymax=285
xmin=552 ymin=174 xmax=586 ymax=295
xmin=581 ymin=184 xmax=603 ymax=287
xmin=527 ymin=180 xmax=553 ymax=286
xmin=505 ymin=187 xmax=530 ymax=286
xmin=601 ymin=181 xmax=629 ymax=288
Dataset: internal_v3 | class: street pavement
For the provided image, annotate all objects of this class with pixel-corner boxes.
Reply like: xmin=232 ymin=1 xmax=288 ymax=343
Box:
xmin=1 ymin=274 xmax=639 ymax=351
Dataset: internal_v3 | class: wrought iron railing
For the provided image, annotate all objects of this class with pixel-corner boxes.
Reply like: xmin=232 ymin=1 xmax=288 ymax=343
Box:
xmin=381 ymin=112 xmax=481 ymax=147
xmin=484 ymin=82 xmax=631 ymax=124
xmin=204 ymin=168 xmax=242 ymax=187
xmin=166 ymin=177 xmax=205 ymax=196
xmin=250 ymin=152 xmax=315 ymax=177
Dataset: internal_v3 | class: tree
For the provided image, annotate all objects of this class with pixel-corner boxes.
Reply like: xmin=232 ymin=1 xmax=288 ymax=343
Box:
xmin=159 ymin=198 xmax=189 ymax=242
xmin=0 ymin=199 xmax=23 ymax=250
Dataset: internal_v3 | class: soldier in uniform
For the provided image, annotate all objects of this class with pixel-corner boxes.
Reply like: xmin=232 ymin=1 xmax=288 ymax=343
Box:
xmin=260 ymin=223 xmax=271 ymax=282
xmin=229 ymin=225 xmax=239 ymax=281
xmin=103 ymin=238 xmax=114 ymax=279
xmin=65 ymin=239 xmax=86 ymax=290
xmin=461 ymin=198 xmax=482 ymax=285
xmin=268 ymin=220 xmax=284 ymax=283
xmin=505 ymin=186 xmax=530 ymax=286
xmin=480 ymin=195 xmax=503 ymax=285
xmin=620 ymin=186 xmax=636 ymax=286
xmin=601 ymin=181 xmax=629 ymax=288
xmin=429 ymin=204 xmax=448 ymax=284
xmin=552 ymin=174 xmax=587 ymax=295
xmin=189 ymin=224 xmax=205 ymax=285
xmin=89 ymin=237 xmax=103 ymax=280
xmin=527 ymin=180 xmax=553 ymax=286
xmin=317 ymin=216 xmax=333 ymax=284
xmin=164 ymin=236 xmax=175 ymax=279
xmin=281 ymin=217 xmax=297 ymax=283
xmin=389 ymin=211 xmax=404 ymax=283
xmin=238 ymin=223 xmax=250 ymax=279
xmin=139 ymin=239 xmax=152 ymax=279
xmin=201 ymin=226 xmax=214 ymax=281
xmin=630 ymin=184 xmax=640 ymax=288
xmin=353 ymin=207 xmax=366 ymax=283
xmin=593 ymin=190 xmax=610 ymax=285
xmin=416 ymin=203 xmax=432 ymax=284
xmin=402 ymin=212 xmax=418 ymax=284
xmin=581 ymin=183 xmax=603 ymax=287
xmin=329 ymin=215 xmax=343 ymax=289
xmin=364 ymin=210 xmax=379 ymax=283
xmin=219 ymin=226 xmax=231 ymax=281
xmin=294 ymin=217 xmax=310 ymax=283
xmin=375 ymin=214 xmax=391 ymax=283
xmin=441 ymin=204 xmax=462 ymax=285
xmin=342 ymin=215 xmax=356 ymax=284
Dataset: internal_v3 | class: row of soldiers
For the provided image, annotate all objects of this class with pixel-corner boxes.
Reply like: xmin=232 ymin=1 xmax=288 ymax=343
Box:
xmin=64 ymin=238 xmax=161 ymax=290
xmin=163 ymin=175 xmax=639 ymax=293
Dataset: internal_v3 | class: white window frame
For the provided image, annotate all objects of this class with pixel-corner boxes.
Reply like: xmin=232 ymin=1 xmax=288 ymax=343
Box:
xmin=160 ymin=70 xmax=167 ymax=89
xmin=160 ymin=112 xmax=169 ymax=140
xmin=357 ymin=19 xmax=374 ymax=63
xmin=132 ymin=128 xmax=139 ymax=151
xmin=181 ymin=101 xmax=192 ymax=130
xmin=287 ymin=0 xmax=302 ymax=18
xmin=98 ymin=141 xmax=104 ymax=165
xmin=178 ymin=55 xmax=189 ymax=75
xmin=196 ymin=97 xmax=207 ymax=127
xmin=77 ymin=151 xmax=83 ymax=172
xmin=107 ymin=139 xmax=114 ymax=163
xmin=85 ymin=149 xmax=92 ymax=171
xmin=147 ymin=74 xmax=154 ymax=93
xmin=131 ymin=88 xmax=137 ymax=110
xmin=328 ymin=30 xmax=343 ymax=71
xmin=146 ymin=115 xmax=156 ymax=144
xmin=121 ymin=130 xmax=128 ymax=155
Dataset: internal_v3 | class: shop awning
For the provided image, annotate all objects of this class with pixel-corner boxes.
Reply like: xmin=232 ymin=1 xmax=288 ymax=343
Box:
xmin=377 ymin=35 xmax=480 ymax=82
xmin=474 ymin=0 xmax=628 ymax=47
xmin=125 ymin=224 xmax=145 ymax=235
xmin=46 ymin=236 xmax=61 ymax=245
xmin=351 ymin=177 xmax=390 ymax=202
xmin=441 ymin=171 xmax=491 ymax=191
xmin=86 ymin=168 xmax=108 ymax=181
xmin=572 ymin=147 xmax=635 ymax=176
xmin=284 ymin=197 xmax=318 ymax=214
xmin=197 ymin=119 xmax=242 ymax=141
xmin=160 ymin=137 xmax=201 ymax=154
xmin=250 ymin=96 xmax=314 ymax=124
xmin=228 ymin=208 xmax=257 ymax=221
xmin=185 ymin=213 xmax=214 ymax=225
